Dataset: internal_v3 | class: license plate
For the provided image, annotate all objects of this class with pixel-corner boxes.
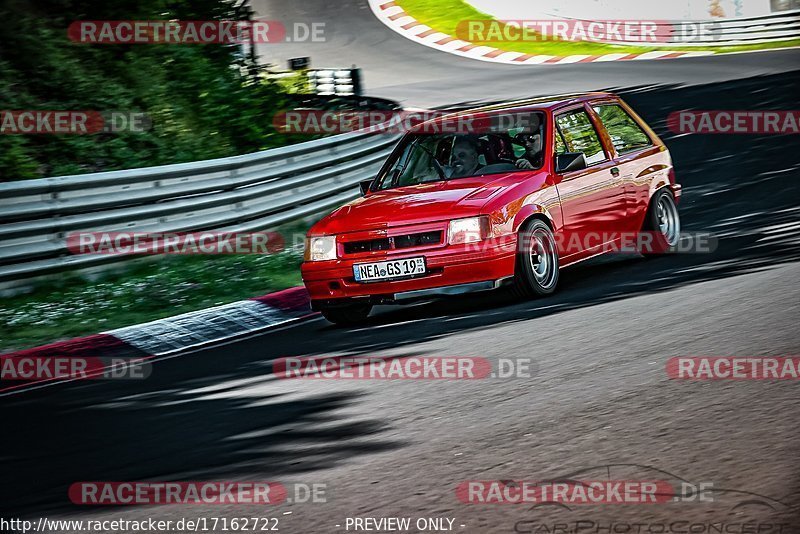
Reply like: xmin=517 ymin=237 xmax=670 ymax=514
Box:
xmin=353 ymin=257 xmax=426 ymax=282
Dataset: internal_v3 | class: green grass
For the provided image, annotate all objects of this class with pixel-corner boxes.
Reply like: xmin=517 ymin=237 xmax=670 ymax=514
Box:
xmin=0 ymin=225 xmax=309 ymax=352
xmin=397 ymin=0 xmax=800 ymax=56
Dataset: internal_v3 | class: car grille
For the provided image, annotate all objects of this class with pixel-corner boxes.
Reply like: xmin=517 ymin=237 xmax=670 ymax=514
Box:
xmin=343 ymin=231 xmax=442 ymax=255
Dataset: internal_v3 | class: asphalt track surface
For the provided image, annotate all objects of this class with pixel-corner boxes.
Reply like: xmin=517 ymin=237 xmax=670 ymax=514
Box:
xmin=3 ymin=2 xmax=800 ymax=532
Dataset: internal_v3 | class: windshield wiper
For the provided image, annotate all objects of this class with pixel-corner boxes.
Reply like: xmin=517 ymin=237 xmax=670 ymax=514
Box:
xmin=418 ymin=144 xmax=447 ymax=181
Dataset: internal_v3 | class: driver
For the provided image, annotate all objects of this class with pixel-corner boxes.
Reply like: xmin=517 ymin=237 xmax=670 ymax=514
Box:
xmin=446 ymin=136 xmax=482 ymax=178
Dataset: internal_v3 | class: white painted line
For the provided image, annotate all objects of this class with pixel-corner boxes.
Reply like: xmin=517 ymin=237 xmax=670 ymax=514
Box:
xmin=461 ymin=45 xmax=497 ymax=56
xmin=439 ymin=39 xmax=473 ymax=52
xmin=489 ymin=51 xmax=528 ymax=62
xmin=382 ymin=6 xmax=403 ymax=17
xmin=406 ymin=24 xmax=433 ymax=36
xmin=393 ymin=15 xmax=416 ymax=26
xmin=682 ymin=51 xmax=718 ymax=57
xmin=632 ymin=51 xmax=674 ymax=60
xmin=555 ymin=54 xmax=593 ymax=64
xmin=595 ymin=53 xmax=632 ymax=62
xmin=522 ymin=55 xmax=557 ymax=64
xmin=419 ymin=32 xmax=451 ymax=44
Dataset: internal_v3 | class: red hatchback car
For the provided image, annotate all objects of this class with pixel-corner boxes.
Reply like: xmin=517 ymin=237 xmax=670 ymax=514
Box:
xmin=302 ymin=92 xmax=681 ymax=324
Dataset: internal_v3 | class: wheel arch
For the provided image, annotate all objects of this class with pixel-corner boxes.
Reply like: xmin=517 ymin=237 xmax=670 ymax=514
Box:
xmin=648 ymin=178 xmax=674 ymax=203
xmin=511 ymin=204 xmax=558 ymax=234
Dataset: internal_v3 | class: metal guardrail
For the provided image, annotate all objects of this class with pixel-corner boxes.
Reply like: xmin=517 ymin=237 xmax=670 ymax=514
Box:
xmin=0 ymin=129 xmax=401 ymax=285
xmin=565 ymin=10 xmax=800 ymax=46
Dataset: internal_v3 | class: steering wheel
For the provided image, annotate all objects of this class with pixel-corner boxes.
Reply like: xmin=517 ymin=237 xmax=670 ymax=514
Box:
xmin=417 ymin=144 xmax=447 ymax=181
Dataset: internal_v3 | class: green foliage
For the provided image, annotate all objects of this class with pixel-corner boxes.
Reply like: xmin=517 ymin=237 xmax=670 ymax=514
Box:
xmin=0 ymin=0 xmax=308 ymax=180
xmin=0 ymin=247 xmax=305 ymax=351
xmin=0 ymin=216 xmax=314 ymax=351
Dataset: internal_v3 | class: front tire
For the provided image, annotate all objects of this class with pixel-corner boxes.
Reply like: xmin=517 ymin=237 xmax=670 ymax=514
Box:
xmin=319 ymin=303 xmax=372 ymax=325
xmin=643 ymin=188 xmax=681 ymax=255
xmin=512 ymin=219 xmax=559 ymax=298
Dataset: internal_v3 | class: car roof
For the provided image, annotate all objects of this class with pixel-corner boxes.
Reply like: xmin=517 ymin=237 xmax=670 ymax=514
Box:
xmin=410 ymin=92 xmax=617 ymax=133
xmin=464 ymin=91 xmax=616 ymax=113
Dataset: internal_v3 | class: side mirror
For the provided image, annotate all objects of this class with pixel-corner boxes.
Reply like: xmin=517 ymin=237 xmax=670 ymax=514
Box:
xmin=359 ymin=179 xmax=373 ymax=196
xmin=555 ymin=152 xmax=587 ymax=173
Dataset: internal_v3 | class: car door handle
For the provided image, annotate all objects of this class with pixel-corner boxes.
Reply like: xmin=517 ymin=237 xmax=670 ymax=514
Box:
xmin=610 ymin=167 xmax=620 ymax=177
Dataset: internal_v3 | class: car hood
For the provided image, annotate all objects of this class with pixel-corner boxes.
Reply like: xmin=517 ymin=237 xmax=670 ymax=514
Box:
xmin=312 ymin=175 xmax=519 ymax=235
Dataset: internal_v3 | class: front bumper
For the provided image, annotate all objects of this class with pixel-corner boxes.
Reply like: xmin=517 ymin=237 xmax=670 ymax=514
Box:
xmin=302 ymin=236 xmax=517 ymax=307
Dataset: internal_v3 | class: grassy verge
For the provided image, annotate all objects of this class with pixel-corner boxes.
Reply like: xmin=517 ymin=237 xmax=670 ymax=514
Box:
xmin=0 ymin=225 xmax=309 ymax=353
xmin=397 ymin=0 xmax=800 ymax=56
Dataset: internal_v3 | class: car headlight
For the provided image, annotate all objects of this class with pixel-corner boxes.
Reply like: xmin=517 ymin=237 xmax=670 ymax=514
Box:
xmin=447 ymin=216 xmax=490 ymax=245
xmin=304 ymin=236 xmax=337 ymax=261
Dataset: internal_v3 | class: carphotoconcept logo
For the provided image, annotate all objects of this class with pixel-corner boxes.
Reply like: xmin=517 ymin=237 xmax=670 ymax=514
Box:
xmin=505 ymin=464 xmax=792 ymax=532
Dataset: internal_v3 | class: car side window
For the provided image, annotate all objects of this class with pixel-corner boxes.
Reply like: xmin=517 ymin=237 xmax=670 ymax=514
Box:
xmin=592 ymin=104 xmax=653 ymax=154
xmin=554 ymin=110 xmax=606 ymax=165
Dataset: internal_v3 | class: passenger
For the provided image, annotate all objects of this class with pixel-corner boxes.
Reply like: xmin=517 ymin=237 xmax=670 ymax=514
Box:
xmin=514 ymin=132 xmax=543 ymax=169
xmin=515 ymin=114 xmax=544 ymax=169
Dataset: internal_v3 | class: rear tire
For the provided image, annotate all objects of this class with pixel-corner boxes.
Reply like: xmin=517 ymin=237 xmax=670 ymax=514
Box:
xmin=642 ymin=188 xmax=681 ymax=256
xmin=319 ymin=303 xmax=372 ymax=325
xmin=512 ymin=219 xmax=559 ymax=298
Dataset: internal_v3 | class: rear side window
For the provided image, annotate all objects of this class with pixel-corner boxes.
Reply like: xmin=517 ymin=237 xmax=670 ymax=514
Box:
xmin=554 ymin=110 xmax=606 ymax=165
xmin=593 ymin=104 xmax=652 ymax=154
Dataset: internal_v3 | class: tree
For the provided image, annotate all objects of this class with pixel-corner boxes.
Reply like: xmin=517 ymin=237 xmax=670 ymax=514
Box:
xmin=0 ymin=0 xmax=304 ymax=180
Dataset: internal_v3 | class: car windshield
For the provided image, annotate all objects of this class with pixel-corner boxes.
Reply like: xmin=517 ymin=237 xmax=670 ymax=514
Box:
xmin=374 ymin=112 xmax=546 ymax=190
